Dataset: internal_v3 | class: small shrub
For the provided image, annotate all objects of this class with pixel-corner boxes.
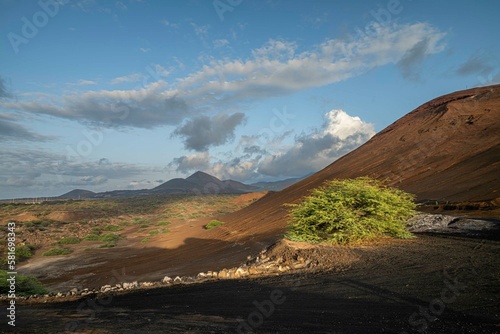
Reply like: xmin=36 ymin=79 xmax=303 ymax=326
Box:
xmin=160 ymin=228 xmax=170 ymax=234
xmin=83 ymin=234 xmax=100 ymax=241
xmin=99 ymin=243 xmax=116 ymax=248
xmin=15 ymin=244 xmax=34 ymax=261
xmin=156 ymin=221 xmax=170 ymax=226
xmin=98 ymin=233 xmax=120 ymax=243
xmin=103 ymin=224 xmax=122 ymax=232
xmin=43 ymin=248 xmax=73 ymax=256
xmin=0 ymin=270 xmax=49 ymax=296
xmin=285 ymin=177 xmax=415 ymax=244
xmin=141 ymin=237 xmax=151 ymax=243
xmin=149 ymin=230 xmax=159 ymax=235
xmin=204 ymin=220 xmax=225 ymax=230
xmin=57 ymin=236 xmax=81 ymax=245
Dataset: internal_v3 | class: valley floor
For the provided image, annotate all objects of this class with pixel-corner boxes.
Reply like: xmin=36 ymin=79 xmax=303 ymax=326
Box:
xmin=4 ymin=234 xmax=499 ymax=334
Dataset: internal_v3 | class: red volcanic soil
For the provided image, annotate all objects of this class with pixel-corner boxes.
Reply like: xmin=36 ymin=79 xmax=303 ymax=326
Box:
xmin=218 ymin=85 xmax=500 ymax=237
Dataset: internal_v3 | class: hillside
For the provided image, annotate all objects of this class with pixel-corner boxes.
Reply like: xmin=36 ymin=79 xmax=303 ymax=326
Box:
xmin=215 ymin=85 xmax=500 ymax=244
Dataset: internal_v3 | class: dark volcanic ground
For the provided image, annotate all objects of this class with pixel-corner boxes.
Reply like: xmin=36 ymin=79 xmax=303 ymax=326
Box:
xmin=3 ymin=233 xmax=499 ymax=334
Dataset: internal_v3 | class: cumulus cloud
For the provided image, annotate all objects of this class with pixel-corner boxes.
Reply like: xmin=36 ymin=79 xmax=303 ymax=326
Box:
xmin=169 ymin=151 xmax=211 ymax=173
xmin=173 ymin=113 xmax=246 ymax=151
xmin=0 ymin=22 xmax=446 ymax=130
xmin=258 ymin=110 xmax=375 ymax=177
xmin=170 ymin=109 xmax=375 ymax=181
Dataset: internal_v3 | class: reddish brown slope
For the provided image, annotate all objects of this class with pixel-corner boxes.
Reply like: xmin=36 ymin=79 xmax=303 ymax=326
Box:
xmin=216 ymin=85 xmax=500 ymax=242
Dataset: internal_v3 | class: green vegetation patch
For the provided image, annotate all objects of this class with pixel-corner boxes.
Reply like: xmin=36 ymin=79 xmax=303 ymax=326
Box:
xmin=0 ymin=270 xmax=49 ymax=296
xmin=204 ymin=220 xmax=225 ymax=230
xmin=285 ymin=177 xmax=415 ymax=244
xmin=98 ymin=233 xmax=120 ymax=243
xmin=83 ymin=234 xmax=100 ymax=241
xmin=103 ymin=224 xmax=122 ymax=232
xmin=57 ymin=236 xmax=81 ymax=245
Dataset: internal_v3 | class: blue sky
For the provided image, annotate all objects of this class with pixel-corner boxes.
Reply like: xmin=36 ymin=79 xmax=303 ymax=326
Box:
xmin=0 ymin=0 xmax=499 ymax=199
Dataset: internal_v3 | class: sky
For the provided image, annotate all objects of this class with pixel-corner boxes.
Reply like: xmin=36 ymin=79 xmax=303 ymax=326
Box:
xmin=0 ymin=0 xmax=499 ymax=199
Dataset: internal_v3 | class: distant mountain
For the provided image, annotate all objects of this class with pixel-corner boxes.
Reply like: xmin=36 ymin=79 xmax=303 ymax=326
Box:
xmin=58 ymin=189 xmax=96 ymax=199
xmin=58 ymin=171 xmax=262 ymax=199
xmin=252 ymin=174 xmax=313 ymax=191
xmin=153 ymin=171 xmax=259 ymax=195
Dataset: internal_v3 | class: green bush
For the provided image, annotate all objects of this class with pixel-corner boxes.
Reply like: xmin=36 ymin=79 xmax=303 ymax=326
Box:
xmin=103 ymin=224 xmax=122 ymax=232
xmin=204 ymin=220 xmax=225 ymax=230
xmin=149 ymin=230 xmax=159 ymax=235
xmin=43 ymin=248 xmax=73 ymax=256
xmin=57 ymin=236 xmax=81 ymax=245
xmin=83 ymin=234 xmax=100 ymax=241
xmin=0 ymin=270 xmax=49 ymax=296
xmin=15 ymin=244 xmax=34 ymax=261
xmin=285 ymin=177 xmax=415 ymax=244
xmin=98 ymin=233 xmax=120 ymax=242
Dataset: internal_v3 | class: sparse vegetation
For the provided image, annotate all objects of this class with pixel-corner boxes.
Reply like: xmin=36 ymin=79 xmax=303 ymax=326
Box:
xmin=285 ymin=177 xmax=416 ymax=244
xmin=103 ymin=224 xmax=122 ymax=232
xmin=98 ymin=233 xmax=120 ymax=243
xmin=43 ymin=247 xmax=73 ymax=256
xmin=0 ymin=270 xmax=49 ymax=295
xmin=204 ymin=220 xmax=225 ymax=230
xmin=57 ymin=236 xmax=81 ymax=245
xmin=83 ymin=234 xmax=100 ymax=241
xmin=156 ymin=220 xmax=170 ymax=226
xmin=149 ymin=230 xmax=159 ymax=235
xmin=15 ymin=244 xmax=35 ymax=261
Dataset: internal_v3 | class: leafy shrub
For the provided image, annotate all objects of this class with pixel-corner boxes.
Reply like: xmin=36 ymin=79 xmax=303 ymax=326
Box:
xmin=98 ymin=233 xmax=120 ymax=243
xmin=43 ymin=248 xmax=73 ymax=256
xmin=83 ymin=234 xmax=100 ymax=241
xmin=204 ymin=220 xmax=225 ymax=230
xmin=0 ymin=270 xmax=49 ymax=296
xmin=103 ymin=224 xmax=122 ymax=232
xmin=285 ymin=177 xmax=415 ymax=244
xmin=149 ymin=230 xmax=159 ymax=235
xmin=57 ymin=236 xmax=81 ymax=245
xmin=15 ymin=244 xmax=34 ymax=261
xmin=156 ymin=220 xmax=170 ymax=226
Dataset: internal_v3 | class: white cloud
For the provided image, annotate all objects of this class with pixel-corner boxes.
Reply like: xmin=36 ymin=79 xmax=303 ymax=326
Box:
xmin=170 ymin=109 xmax=375 ymax=180
xmin=139 ymin=47 xmax=151 ymax=53
xmin=161 ymin=19 xmax=179 ymax=29
xmin=110 ymin=73 xmax=144 ymax=85
xmin=1 ymin=22 xmax=446 ymax=130
xmin=213 ymin=39 xmax=230 ymax=48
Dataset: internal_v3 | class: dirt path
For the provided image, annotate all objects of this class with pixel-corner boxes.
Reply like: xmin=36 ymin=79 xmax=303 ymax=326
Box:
xmin=4 ymin=234 xmax=499 ymax=333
